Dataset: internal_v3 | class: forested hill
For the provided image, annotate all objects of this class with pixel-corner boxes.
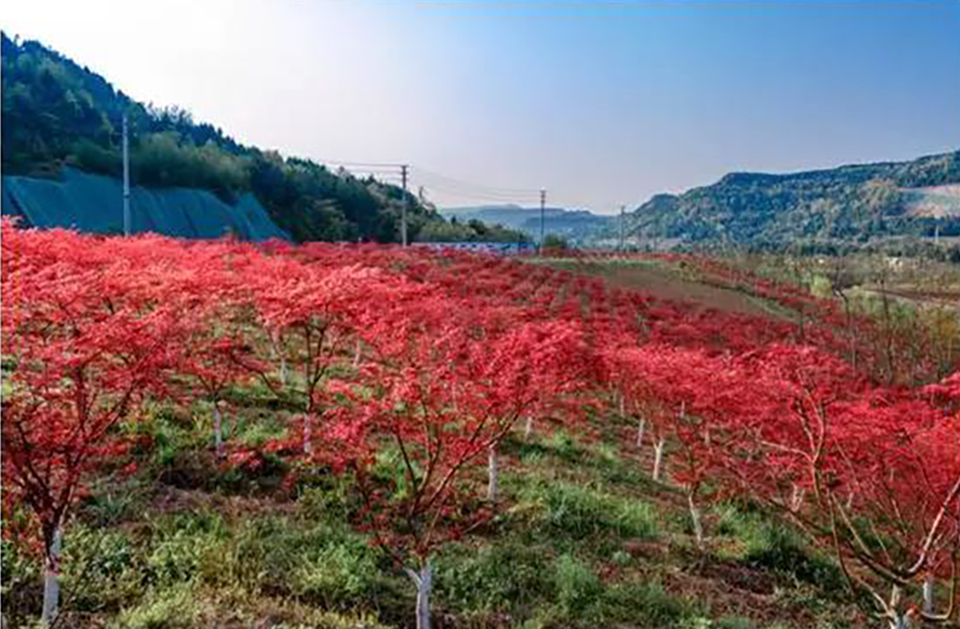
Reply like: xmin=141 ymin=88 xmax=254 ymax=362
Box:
xmin=631 ymin=151 xmax=960 ymax=249
xmin=2 ymin=32 xmax=502 ymax=243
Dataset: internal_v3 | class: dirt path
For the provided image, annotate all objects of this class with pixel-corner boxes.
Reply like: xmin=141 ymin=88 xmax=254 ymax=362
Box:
xmin=556 ymin=259 xmax=777 ymax=318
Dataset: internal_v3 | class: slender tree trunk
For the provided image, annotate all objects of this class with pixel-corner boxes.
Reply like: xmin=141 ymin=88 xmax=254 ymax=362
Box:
xmin=618 ymin=391 xmax=625 ymax=418
xmin=270 ymin=333 xmax=288 ymax=386
xmin=41 ymin=526 xmax=62 ymax=626
xmin=790 ymin=484 xmax=805 ymax=512
xmin=405 ymin=563 xmax=433 ymax=629
xmin=653 ymin=437 xmax=666 ymax=482
xmin=302 ymin=414 xmax=313 ymax=455
xmin=886 ymin=585 xmax=908 ymax=629
xmin=923 ymin=574 xmax=935 ymax=615
xmin=524 ymin=415 xmax=534 ymax=441
xmin=687 ymin=490 xmax=704 ymax=548
xmin=352 ymin=338 xmax=362 ymax=369
xmin=213 ymin=401 xmax=224 ymax=459
xmin=487 ymin=445 xmax=499 ymax=503
xmin=889 ymin=613 xmax=908 ymax=629
xmin=636 ymin=417 xmax=645 ymax=449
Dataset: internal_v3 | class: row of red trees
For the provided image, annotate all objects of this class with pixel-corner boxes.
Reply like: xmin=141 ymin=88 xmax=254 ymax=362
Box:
xmin=3 ymin=221 xmax=958 ymax=628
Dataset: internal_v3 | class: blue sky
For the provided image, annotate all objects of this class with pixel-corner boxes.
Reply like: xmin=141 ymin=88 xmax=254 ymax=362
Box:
xmin=5 ymin=0 xmax=960 ymax=213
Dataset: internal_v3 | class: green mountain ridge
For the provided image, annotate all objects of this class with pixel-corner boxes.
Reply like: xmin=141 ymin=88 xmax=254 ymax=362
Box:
xmin=2 ymin=32 xmax=512 ymax=243
xmin=631 ymin=151 xmax=960 ymax=249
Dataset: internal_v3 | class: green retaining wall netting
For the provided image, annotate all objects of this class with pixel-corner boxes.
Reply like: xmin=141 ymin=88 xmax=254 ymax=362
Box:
xmin=2 ymin=168 xmax=290 ymax=241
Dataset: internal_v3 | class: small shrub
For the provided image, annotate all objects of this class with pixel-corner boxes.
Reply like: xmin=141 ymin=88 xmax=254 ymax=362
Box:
xmin=110 ymin=584 xmax=203 ymax=629
xmin=216 ymin=515 xmax=301 ymax=590
xmin=80 ymin=476 xmax=146 ymax=527
xmin=62 ymin=525 xmax=143 ymax=611
xmin=743 ymin=521 xmax=843 ymax=591
xmin=1 ymin=536 xmax=42 ymax=625
xmin=594 ymin=442 xmax=620 ymax=466
xmin=525 ymin=480 xmax=658 ymax=540
xmin=233 ymin=412 xmax=288 ymax=448
xmin=436 ymin=541 xmax=551 ymax=615
xmin=715 ymin=616 xmax=757 ymax=629
xmin=145 ymin=513 xmax=228 ymax=586
xmin=553 ymin=553 xmax=602 ymax=615
xmin=519 ymin=448 xmax=546 ymax=468
xmin=713 ymin=503 xmax=745 ymax=537
xmin=611 ymin=550 xmax=632 ymax=566
xmin=603 ymin=580 xmax=693 ymax=627
xmin=292 ymin=532 xmax=383 ymax=610
xmin=545 ymin=430 xmax=580 ymax=461
xmin=299 ymin=474 xmax=362 ymax=524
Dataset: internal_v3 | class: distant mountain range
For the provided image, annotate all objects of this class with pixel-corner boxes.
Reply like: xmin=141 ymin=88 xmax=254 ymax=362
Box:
xmin=630 ymin=151 xmax=960 ymax=249
xmin=440 ymin=205 xmax=615 ymax=244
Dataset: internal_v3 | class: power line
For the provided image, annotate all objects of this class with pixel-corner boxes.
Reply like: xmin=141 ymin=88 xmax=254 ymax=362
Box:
xmin=307 ymin=155 xmax=547 ymax=212
xmin=312 ymin=158 xmax=406 ymax=169
xmin=307 ymin=155 xmax=542 ymax=198
xmin=412 ymin=166 xmax=542 ymax=197
xmin=411 ymin=174 xmax=542 ymax=205
xmin=412 ymin=182 xmax=541 ymax=204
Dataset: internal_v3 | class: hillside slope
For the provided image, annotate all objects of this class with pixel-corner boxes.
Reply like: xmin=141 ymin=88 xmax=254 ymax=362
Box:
xmin=631 ymin=151 xmax=960 ymax=248
xmin=2 ymin=168 xmax=288 ymax=240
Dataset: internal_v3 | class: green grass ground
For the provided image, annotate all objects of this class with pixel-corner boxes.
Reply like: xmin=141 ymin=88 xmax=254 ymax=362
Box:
xmin=2 ymin=392 xmax=860 ymax=629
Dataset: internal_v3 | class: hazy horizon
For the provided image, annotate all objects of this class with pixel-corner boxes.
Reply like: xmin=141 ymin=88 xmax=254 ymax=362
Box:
xmin=5 ymin=0 xmax=960 ymax=215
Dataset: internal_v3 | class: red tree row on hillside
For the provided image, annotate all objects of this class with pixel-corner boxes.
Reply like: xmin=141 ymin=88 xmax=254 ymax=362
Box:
xmin=5 ymin=220 xmax=959 ymax=629
xmin=316 ymin=299 xmax=590 ymax=629
xmin=2 ymin=227 xmax=188 ymax=624
xmin=603 ymin=331 xmax=960 ymax=626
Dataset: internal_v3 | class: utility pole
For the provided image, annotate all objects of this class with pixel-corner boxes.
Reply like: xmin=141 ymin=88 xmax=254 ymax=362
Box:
xmin=619 ymin=204 xmax=625 ymax=252
xmin=401 ymin=164 xmax=409 ymax=247
xmin=539 ymin=188 xmax=546 ymax=255
xmin=122 ymin=112 xmax=131 ymax=236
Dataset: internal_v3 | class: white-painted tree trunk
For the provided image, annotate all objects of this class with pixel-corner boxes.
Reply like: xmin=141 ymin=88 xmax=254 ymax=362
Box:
xmin=404 ymin=563 xmax=433 ymax=629
xmin=652 ymin=436 xmax=666 ymax=481
xmin=886 ymin=585 xmax=910 ymax=629
xmin=790 ymin=484 xmax=805 ymax=512
xmin=923 ymin=574 xmax=935 ymax=615
xmin=487 ymin=445 xmax=499 ymax=502
xmin=302 ymin=414 xmax=313 ymax=455
xmin=889 ymin=612 xmax=909 ymax=629
xmin=213 ymin=403 xmax=224 ymax=459
xmin=279 ymin=354 xmax=288 ymax=386
xmin=352 ymin=338 xmax=362 ymax=368
xmin=524 ymin=415 xmax=534 ymax=440
xmin=41 ymin=527 xmax=62 ymax=626
xmin=687 ymin=491 xmax=704 ymax=548
xmin=618 ymin=392 xmax=625 ymax=418
xmin=269 ymin=333 xmax=289 ymax=387
xmin=636 ymin=417 xmax=646 ymax=449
